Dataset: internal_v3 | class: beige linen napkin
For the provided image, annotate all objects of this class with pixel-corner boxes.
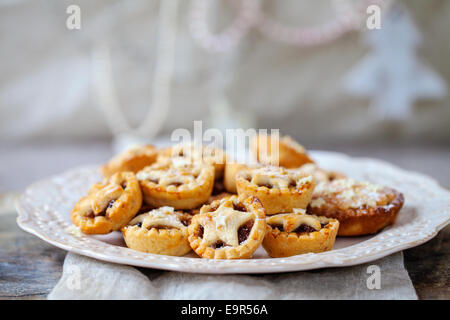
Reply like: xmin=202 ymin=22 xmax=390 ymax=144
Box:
xmin=48 ymin=252 xmax=417 ymax=300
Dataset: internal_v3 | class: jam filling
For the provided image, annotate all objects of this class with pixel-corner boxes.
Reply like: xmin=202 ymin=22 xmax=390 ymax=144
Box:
xmin=151 ymin=226 xmax=174 ymax=230
xmin=107 ymin=200 xmax=115 ymax=209
xmin=196 ymin=225 xmax=204 ymax=238
xmin=238 ymin=220 xmax=254 ymax=244
xmin=169 ymin=182 xmax=183 ymax=187
xmin=294 ymin=224 xmax=317 ymax=235
xmin=121 ymin=182 xmax=127 ymax=189
xmin=135 ymin=222 xmax=142 ymax=228
xmin=212 ymin=241 xmax=226 ymax=249
xmin=180 ymin=218 xmax=190 ymax=227
xmin=149 ymin=178 xmax=159 ymax=184
xmin=85 ymin=210 xmax=95 ymax=218
xmin=233 ymin=203 xmax=247 ymax=212
xmin=270 ymin=224 xmax=284 ymax=232
xmin=258 ymin=183 xmax=273 ymax=189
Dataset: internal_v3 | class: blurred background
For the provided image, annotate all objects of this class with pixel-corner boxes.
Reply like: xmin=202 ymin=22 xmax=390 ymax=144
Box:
xmin=1 ymin=0 xmax=449 ymax=192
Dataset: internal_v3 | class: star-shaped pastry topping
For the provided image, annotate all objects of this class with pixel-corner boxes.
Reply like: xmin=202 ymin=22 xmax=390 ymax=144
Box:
xmin=202 ymin=199 xmax=254 ymax=247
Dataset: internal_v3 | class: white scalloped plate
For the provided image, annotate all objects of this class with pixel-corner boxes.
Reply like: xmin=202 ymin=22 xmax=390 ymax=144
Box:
xmin=16 ymin=151 xmax=450 ymax=274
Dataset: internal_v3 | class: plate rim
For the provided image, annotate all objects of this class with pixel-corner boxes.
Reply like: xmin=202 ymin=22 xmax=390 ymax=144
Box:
xmin=16 ymin=150 xmax=450 ymax=274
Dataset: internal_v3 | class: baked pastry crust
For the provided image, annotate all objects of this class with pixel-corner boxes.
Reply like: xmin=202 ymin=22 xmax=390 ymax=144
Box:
xmin=101 ymin=145 xmax=158 ymax=178
xmin=158 ymin=143 xmax=226 ymax=180
xmin=121 ymin=206 xmax=192 ymax=256
xmin=235 ymin=166 xmax=316 ymax=215
xmin=188 ymin=195 xmax=266 ymax=259
xmin=262 ymin=210 xmax=339 ymax=257
xmin=137 ymin=159 xmax=214 ymax=209
xmin=307 ymin=178 xmax=404 ymax=236
xmin=71 ymin=172 xmax=143 ymax=234
xmin=251 ymin=135 xmax=314 ymax=168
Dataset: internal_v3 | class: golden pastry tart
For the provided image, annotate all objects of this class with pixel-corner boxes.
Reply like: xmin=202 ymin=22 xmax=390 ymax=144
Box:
xmin=122 ymin=206 xmax=192 ymax=256
xmin=137 ymin=159 xmax=214 ymax=210
xmin=307 ymin=178 xmax=404 ymax=236
xmin=188 ymin=195 xmax=266 ymax=259
xmin=158 ymin=143 xmax=226 ymax=180
xmin=263 ymin=209 xmax=339 ymax=257
xmin=101 ymin=145 xmax=158 ymax=178
xmin=251 ymin=134 xmax=314 ymax=168
xmin=297 ymin=163 xmax=346 ymax=184
xmin=71 ymin=172 xmax=143 ymax=234
xmin=235 ymin=166 xmax=316 ymax=215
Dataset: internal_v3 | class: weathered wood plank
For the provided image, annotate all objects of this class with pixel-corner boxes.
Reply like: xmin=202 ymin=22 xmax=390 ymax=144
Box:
xmin=403 ymin=225 xmax=450 ymax=299
xmin=0 ymin=213 xmax=66 ymax=299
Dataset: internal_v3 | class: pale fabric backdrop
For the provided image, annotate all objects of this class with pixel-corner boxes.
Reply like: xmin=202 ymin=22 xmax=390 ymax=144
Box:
xmin=1 ymin=0 xmax=449 ymax=143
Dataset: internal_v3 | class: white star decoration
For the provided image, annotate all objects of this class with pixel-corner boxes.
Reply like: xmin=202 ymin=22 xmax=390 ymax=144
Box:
xmin=344 ymin=4 xmax=447 ymax=120
xmin=203 ymin=201 xmax=253 ymax=247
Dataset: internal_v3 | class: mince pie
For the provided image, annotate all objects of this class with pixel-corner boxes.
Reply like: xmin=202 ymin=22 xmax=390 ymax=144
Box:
xmin=158 ymin=143 xmax=226 ymax=180
xmin=307 ymin=178 xmax=404 ymax=236
xmin=251 ymin=134 xmax=314 ymax=168
xmin=101 ymin=145 xmax=158 ymax=178
xmin=188 ymin=195 xmax=266 ymax=259
xmin=262 ymin=209 xmax=339 ymax=257
xmin=235 ymin=166 xmax=316 ymax=215
xmin=137 ymin=159 xmax=214 ymax=209
xmin=71 ymin=172 xmax=143 ymax=234
xmin=122 ymin=206 xmax=192 ymax=256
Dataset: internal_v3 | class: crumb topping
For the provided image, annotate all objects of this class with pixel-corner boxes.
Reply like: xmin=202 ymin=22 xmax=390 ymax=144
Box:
xmin=311 ymin=178 xmax=392 ymax=209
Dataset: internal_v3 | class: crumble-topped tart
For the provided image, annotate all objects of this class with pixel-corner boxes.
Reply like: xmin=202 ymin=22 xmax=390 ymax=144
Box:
xmin=262 ymin=209 xmax=339 ymax=257
xmin=188 ymin=195 xmax=266 ymax=259
xmin=235 ymin=166 xmax=316 ymax=214
xmin=122 ymin=206 xmax=192 ymax=256
xmin=71 ymin=172 xmax=142 ymax=234
xmin=137 ymin=159 xmax=214 ymax=210
xmin=307 ymin=178 xmax=404 ymax=236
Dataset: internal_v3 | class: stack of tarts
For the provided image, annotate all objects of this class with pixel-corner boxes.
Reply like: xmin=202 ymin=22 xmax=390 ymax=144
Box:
xmin=71 ymin=136 xmax=404 ymax=260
